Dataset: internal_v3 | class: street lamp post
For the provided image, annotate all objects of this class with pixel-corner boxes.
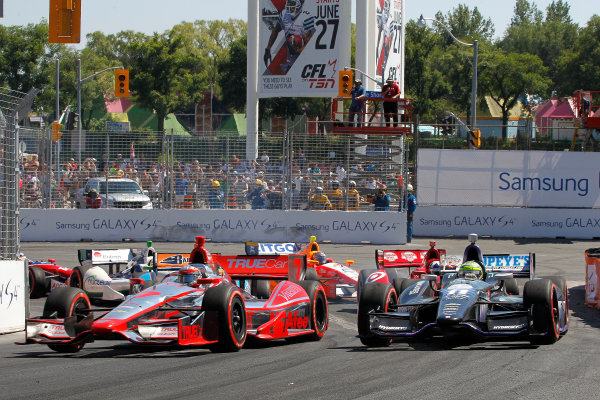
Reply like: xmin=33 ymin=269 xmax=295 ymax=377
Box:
xmin=417 ymin=15 xmax=478 ymax=129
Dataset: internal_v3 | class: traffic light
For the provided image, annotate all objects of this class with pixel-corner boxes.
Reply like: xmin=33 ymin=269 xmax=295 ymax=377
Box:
xmin=65 ymin=111 xmax=78 ymax=130
xmin=52 ymin=121 xmax=63 ymax=142
xmin=440 ymin=116 xmax=454 ymax=135
xmin=338 ymin=70 xmax=353 ymax=98
xmin=114 ymin=69 xmax=130 ymax=98
xmin=468 ymin=129 xmax=482 ymax=149
xmin=49 ymin=0 xmax=81 ymax=43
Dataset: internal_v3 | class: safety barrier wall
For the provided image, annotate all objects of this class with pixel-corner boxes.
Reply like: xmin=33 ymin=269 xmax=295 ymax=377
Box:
xmin=585 ymin=248 xmax=600 ymax=309
xmin=416 ymin=206 xmax=600 ymax=239
xmin=20 ymin=209 xmax=407 ymax=244
xmin=0 ymin=261 xmax=26 ymax=334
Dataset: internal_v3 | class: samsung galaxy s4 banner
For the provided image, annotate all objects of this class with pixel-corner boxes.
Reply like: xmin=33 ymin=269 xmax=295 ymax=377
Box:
xmin=418 ymin=149 xmax=600 ymax=208
xmin=258 ymin=0 xmax=351 ymax=98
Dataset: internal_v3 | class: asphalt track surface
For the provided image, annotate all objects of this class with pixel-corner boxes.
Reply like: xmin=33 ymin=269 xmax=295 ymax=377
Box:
xmin=2 ymin=238 xmax=600 ymax=400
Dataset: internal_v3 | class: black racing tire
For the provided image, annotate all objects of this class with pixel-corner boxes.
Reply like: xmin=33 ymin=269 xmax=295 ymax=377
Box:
xmin=203 ymin=284 xmax=247 ymax=352
xmin=392 ymin=278 xmax=406 ymax=299
xmin=358 ymin=282 xmax=397 ymax=347
xmin=296 ymin=280 xmax=328 ymax=341
xmin=251 ymin=279 xmax=271 ymax=299
xmin=69 ymin=267 xmax=84 ymax=289
xmin=43 ymin=287 xmax=91 ymax=353
xmin=543 ymin=276 xmax=568 ymax=335
xmin=504 ymin=278 xmax=519 ymax=295
xmin=357 ymin=269 xmax=376 ymax=301
xmin=523 ymin=279 xmax=560 ymax=345
xmin=399 ymin=278 xmax=421 ymax=296
xmin=29 ymin=266 xmax=47 ymax=298
xmin=304 ymin=267 xmax=319 ymax=281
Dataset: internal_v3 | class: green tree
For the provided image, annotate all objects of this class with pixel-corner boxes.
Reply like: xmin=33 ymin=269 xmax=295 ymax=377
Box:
xmin=128 ymin=30 xmax=204 ymax=133
xmin=479 ymin=50 xmax=550 ymax=138
xmin=218 ymin=35 xmax=247 ymax=112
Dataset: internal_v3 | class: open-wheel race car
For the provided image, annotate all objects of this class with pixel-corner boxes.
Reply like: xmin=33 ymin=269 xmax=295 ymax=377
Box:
xmin=18 ymin=236 xmax=328 ymax=353
xmin=65 ymin=242 xmax=159 ymax=301
xmin=358 ymin=234 xmax=568 ymax=346
xmin=245 ymin=236 xmax=359 ymax=298
xmin=25 ymin=255 xmax=73 ymax=298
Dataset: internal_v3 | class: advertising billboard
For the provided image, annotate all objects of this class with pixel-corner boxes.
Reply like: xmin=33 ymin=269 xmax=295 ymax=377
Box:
xmin=258 ymin=0 xmax=351 ymax=98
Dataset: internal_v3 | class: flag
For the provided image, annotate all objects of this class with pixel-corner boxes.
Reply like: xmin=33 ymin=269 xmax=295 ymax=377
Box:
xmin=130 ymin=142 xmax=135 ymax=160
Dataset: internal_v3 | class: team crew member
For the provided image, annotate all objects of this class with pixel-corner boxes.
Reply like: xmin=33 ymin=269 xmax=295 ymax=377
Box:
xmin=308 ymin=187 xmax=331 ymax=210
xmin=346 ymin=180 xmax=361 ymax=210
xmin=247 ymin=179 xmax=267 ymax=210
xmin=326 ymin=180 xmax=344 ymax=210
xmin=349 ymin=79 xmax=366 ymax=127
xmin=382 ymin=77 xmax=400 ymax=127
xmin=208 ymin=180 xmax=224 ymax=209
xmin=85 ymin=189 xmax=102 ymax=208
xmin=406 ymin=184 xmax=417 ymax=243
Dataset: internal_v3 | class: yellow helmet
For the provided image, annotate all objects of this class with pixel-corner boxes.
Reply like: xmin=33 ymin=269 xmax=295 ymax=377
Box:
xmin=212 ymin=180 xmax=220 ymax=187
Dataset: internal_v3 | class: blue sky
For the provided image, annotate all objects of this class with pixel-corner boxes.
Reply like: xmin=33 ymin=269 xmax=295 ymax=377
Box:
xmin=1 ymin=0 xmax=593 ymax=45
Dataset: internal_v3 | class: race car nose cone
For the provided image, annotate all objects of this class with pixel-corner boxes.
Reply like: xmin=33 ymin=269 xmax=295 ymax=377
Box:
xmin=92 ymin=319 xmax=122 ymax=336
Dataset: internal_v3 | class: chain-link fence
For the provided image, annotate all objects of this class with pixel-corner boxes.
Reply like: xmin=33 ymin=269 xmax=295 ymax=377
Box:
xmin=19 ymin=128 xmax=408 ymax=212
xmin=1 ymin=87 xmax=37 ymax=259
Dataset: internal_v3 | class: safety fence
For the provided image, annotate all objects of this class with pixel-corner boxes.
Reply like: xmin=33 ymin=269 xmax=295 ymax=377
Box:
xmin=19 ymin=129 xmax=409 ymax=212
xmin=1 ymin=87 xmax=37 ymax=259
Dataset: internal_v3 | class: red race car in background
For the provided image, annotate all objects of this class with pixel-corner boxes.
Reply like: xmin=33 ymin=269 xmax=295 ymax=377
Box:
xmin=19 ymin=236 xmax=328 ymax=353
xmin=245 ymin=236 xmax=359 ymax=298
xmin=23 ymin=255 xmax=73 ymax=298
xmin=356 ymin=241 xmax=446 ymax=299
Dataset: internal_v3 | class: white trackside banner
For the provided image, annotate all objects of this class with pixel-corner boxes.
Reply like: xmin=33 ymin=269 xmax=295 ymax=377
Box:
xmin=0 ymin=261 xmax=26 ymax=334
xmin=418 ymin=149 xmax=600 ymax=208
xmin=258 ymin=0 xmax=351 ymax=97
xmin=20 ymin=209 xmax=406 ymax=244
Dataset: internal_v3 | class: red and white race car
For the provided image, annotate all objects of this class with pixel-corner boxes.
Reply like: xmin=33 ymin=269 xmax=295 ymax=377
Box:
xmin=357 ymin=241 xmax=446 ymax=299
xmin=18 ymin=236 xmax=328 ymax=353
xmin=245 ymin=237 xmax=359 ymax=298
xmin=24 ymin=256 xmax=73 ymax=298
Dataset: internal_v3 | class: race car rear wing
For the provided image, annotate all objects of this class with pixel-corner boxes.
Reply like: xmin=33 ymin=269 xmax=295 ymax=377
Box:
xmin=154 ymin=253 xmax=191 ymax=271
xmin=439 ymin=253 xmax=535 ymax=279
xmin=213 ymin=254 xmax=308 ymax=282
xmin=78 ymin=248 xmax=139 ymax=274
xmin=375 ymin=249 xmax=447 ymax=269
xmin=245 ymin=242 xmax=300 ymax=255
xmin=483 ymin=253 xmax=535 ymax=279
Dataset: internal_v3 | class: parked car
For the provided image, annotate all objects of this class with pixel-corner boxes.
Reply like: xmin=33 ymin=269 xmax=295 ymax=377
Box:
xmin=74 ymin=177 xmax=152 ymax=209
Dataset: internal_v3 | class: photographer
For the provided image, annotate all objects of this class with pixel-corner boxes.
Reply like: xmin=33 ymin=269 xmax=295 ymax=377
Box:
xmin=371 ymin=187 xmax=390 ymax=211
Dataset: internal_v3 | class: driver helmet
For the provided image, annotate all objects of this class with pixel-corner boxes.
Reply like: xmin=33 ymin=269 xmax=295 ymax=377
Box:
xmin=88 ymin=189 xmax=99 ymax=198
xmin=457 ymin=261 xmax=484 ymax=280
xmin=177 ymin=265 xmax=202 ymax=285
xmin=312 ymin=251 xmax=327 ymax=265
xmin=428 ymin=261 xmax=441 ymax=275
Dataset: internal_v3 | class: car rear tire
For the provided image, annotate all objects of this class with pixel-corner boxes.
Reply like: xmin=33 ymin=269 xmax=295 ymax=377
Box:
xmin=358 ymin=282 xmax=397 ymax=347
xmin=69 ymin=267 xmax=83 ymax=289
xmin=543 ymin=276 xmax=568 ymax=335
xmin=296 ymin=280 xmax=328 ymax=341
xmin=43 ymin=287 xmax=91 ymax=353
xmin=250 ymin=279 xmax=271 ymax=299
xmin=399 ymin=278 xmax=421 ymax=296
xmin=504 ymin=278 xmax=519 ymax=295
xmin=29 ymin=267 xmax=47 ymax=298
xmin=203 ymin=285 xmax=247 ymax=352
xmin=304 ymin=267 xmax=319 ymax=281
xmin=357 ymin=269 xmax=376 ymax=300
xmin=524 ymin=279 xmax=560 ymax=345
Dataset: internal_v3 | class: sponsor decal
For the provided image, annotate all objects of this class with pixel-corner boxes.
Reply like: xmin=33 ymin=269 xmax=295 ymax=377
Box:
xmin=279 ymin=285 xmax=301 ymax=301
xmin=366 ymin=271 xmax=387 ymax=283
xmin=159 ymin=254 xmax=190 ymax=266
xmin=402 ymin=252 xmax=418 ymax=262
xmin=484 ymin=255 xmax=529 ymax=268
xmin=225 ymin=258 xmax=288 ymax=270
xmin=180 ymin=325 xmax=202 ymax=340
xmin=491 ymin=323 xmax=527 ymax=330
xmin=84 ymin=276 xmax=111 ymax=287
xmin=378 ymin=325 xmax=408 ymax=331
xmin=408 ymin=281 xmax=425 ymax=295
xmin=383 ymin=252 xmax=398 ymax=262
xmin=283 ymin=310 xmax=309 ymax=330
